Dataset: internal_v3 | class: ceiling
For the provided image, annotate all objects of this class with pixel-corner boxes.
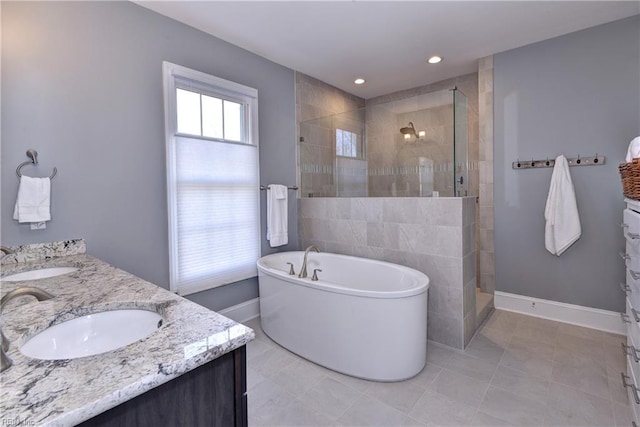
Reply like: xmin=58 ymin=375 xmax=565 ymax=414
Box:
xmin=135 ymin=1 xmax=640 ymax=99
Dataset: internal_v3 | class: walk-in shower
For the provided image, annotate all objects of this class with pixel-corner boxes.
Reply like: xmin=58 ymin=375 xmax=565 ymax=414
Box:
xmin=299 ymin=87 xmax=471 ymax=198
xmin=297 ymin=86 xmax=479 ymax=349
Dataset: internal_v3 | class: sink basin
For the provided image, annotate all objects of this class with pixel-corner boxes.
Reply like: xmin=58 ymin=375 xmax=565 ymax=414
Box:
xmin=20 ymin=309 xmax=163 ymax=360
xmin=2 ymin=267 xmax=78 ymax=282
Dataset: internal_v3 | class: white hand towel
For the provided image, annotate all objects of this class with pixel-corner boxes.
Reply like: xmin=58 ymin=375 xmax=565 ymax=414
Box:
xmin=13 ymin=176 xmax=51 ymax=223
xmin=544 ymin=155 xmax=581 ymax=256
xmin=266 ymin=184 xmax=288 ymax=247
xmin=626 ymin=136 xmax=640 ymax=162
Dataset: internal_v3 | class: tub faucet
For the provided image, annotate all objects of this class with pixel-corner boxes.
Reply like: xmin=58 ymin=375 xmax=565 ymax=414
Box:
xmin=1 ymin=287 xmax=54 ymax=372
xmin=299 ymin=245 xmax=320 ymax=279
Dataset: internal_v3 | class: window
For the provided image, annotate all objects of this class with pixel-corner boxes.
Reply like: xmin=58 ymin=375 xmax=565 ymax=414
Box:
xmin=163 ymin=62 xmax=260 ymax=296
xmin=175 ymin=88 xmax=243 ymax=141
xmin=336 ymin=128 xmax=361 ymax=158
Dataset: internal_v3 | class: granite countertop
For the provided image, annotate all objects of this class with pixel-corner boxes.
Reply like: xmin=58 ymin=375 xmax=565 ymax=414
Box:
xmin=0 ymin=246 xmax=254 ymax=426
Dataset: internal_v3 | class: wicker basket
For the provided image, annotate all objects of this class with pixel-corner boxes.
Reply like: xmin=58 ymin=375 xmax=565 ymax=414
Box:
xmin=619 ymin=159 xmax=640 ymax=200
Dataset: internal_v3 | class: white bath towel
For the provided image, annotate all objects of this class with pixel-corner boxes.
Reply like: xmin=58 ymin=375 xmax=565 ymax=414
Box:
xmin=266 ymin=184 xmax=288 ymax=247
xmin=13 ymin=176 xmax=51 ymax=223
xmin=626 ymin=136 xmax=640 ymax=162
xmin=545 ymin=155 xmax=581 ymax=256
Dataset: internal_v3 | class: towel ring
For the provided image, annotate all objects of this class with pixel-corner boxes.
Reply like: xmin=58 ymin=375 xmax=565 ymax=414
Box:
xmin=15 ymin=149 xmax=57 ymax=179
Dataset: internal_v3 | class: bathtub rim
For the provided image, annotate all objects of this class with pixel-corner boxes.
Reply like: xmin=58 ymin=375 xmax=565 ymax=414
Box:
xmin=257 ymin=251 xmax=429 ymax=299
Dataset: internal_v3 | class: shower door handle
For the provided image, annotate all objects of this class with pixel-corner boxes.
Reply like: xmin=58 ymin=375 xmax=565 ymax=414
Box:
xmin=457 ymin=176 xmax=464 ymax=185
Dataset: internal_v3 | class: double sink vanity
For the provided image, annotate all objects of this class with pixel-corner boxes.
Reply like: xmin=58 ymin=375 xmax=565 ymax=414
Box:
xmin=0 ymin=240 xmax=254 ymax=426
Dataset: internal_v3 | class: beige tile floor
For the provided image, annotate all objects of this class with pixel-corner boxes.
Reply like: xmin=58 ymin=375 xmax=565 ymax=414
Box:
xmin=244 ymin=310 xmax=631 ymax=426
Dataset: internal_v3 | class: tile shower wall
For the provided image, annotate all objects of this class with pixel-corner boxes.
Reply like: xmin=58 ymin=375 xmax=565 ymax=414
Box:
xmin=478 ymin=56 xmax=496 ymax=305
xmin=296 ymin=72 xmax=365 ymax=197
xmin=298 ymin=197 xmax=477 ymax=349
xmin=366 ymin=101 xmax=457 ymax=197
xmin=366 ymin=73 xmax=479 ymax=199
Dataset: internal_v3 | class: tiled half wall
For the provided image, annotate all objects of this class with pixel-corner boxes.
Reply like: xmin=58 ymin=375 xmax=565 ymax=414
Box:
xmin=298 ymin=197 xmax=477 ymax=349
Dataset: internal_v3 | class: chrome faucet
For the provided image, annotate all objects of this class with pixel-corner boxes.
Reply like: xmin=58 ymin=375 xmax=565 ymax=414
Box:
xmin=1 ymin=287 xmax=54 ymax=372
xmin=0 ymin=246 xmax=14 ymax=255
xmin=298 ymin=245 xmax=319 ymax=279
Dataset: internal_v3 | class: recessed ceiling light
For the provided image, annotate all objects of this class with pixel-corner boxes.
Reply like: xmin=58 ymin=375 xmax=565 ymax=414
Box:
xmin=354 ymin=78 xmax=366 ymax=85
xmin=427 ymin=56 xmax=442 ymax=64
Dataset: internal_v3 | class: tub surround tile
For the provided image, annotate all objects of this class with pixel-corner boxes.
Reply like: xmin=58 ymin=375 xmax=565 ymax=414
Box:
xmin=464 ymin=330 xmax=508 ymax=362
xmin=428 ymin=312 xmax=464 ymax=349
xmin=382 ymin=198 xmax=419 ymax=223
xmin=416 ymin=198 xmax=462 ymax=226
xmin=298 ymin=197 xmax=476 ymax=349
xmin=463 ymin=277 xmax=477 ymax=316
xmin=0 ymin=253 xmax=254 ymax=426
xmin=464 ymin=311 xmax=477 ymax=347
xmin=366 ymin=222 xmax=400 ymax=249
xmin=430 ymin=284 xmax=463 ymax=317
xmin=350 ymin=245 xmax=385 ymax=261
xmin=324 ymin=241 xmax=354 ymax=256
xmin=336 ymin=219 xmax=367 ymax=246
xmin=351 ymin=198 xmax=383 ymax=222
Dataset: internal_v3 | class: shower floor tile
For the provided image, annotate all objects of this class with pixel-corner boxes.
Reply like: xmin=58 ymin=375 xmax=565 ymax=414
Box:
xmin=243 ymin=312 xmax=629 ymax=426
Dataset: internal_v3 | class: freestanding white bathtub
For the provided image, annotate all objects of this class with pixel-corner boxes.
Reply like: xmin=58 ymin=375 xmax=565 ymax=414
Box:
xmin=257 ymin=251 xmax=429 ymax=382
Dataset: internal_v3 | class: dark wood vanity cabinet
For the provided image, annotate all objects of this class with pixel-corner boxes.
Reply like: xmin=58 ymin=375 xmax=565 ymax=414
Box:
xmin=79 ymin=346 xmax=247 ymax=427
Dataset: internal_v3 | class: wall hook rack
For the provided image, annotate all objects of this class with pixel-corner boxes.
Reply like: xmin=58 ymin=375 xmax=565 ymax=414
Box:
xmin=16 ymin=149 xmax=57 ymax=179
xmin=512 ymin=154 xmax=606 ymax=170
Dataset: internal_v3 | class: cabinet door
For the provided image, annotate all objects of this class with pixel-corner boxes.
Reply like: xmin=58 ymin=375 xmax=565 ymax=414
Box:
xmin=79 ymin=346 xmax=247 ymax=427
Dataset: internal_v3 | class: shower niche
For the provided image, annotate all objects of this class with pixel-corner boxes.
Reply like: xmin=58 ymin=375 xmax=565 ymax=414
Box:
xmin=299 ymin=88 xmax=471 ymax=198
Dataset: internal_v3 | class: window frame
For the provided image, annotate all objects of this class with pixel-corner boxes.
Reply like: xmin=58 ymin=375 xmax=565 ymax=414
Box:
xmin=163 ymin=61 xmax=260 ymax=294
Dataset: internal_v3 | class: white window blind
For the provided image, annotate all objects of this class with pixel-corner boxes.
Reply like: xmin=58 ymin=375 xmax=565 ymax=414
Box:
xmin=163 ymin=62 xmax=260 ymax=296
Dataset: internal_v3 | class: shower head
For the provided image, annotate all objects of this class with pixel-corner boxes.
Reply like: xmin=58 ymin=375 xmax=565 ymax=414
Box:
xmin=400 ymin=122 xmax=418 ymax=139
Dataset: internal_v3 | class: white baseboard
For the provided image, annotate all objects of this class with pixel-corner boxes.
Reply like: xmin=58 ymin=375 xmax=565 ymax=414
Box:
xmin=218 ymin=297 xmax=260 ymax=324
xmin=494 ymin=291 xmax=626 ymax=335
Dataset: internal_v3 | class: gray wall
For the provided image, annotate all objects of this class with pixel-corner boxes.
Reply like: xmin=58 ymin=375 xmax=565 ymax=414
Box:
xmin=1 ymin=1 xmax=298 ymax=311
xmin=494 ymin=16 xmax=640 ymax=312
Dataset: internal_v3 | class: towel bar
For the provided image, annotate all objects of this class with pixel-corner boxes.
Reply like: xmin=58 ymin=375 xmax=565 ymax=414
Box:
xmin=260 ymin=185 xmax=298 ymax=191
xmin=16 ymin=149 xmax=57 ymax=179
